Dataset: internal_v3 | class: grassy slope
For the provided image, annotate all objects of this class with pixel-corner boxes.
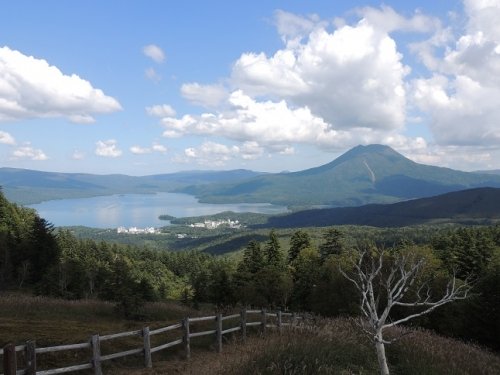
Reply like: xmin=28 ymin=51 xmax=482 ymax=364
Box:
xmin=123 ymin=318 xmax=500 ymax=375
xmin=2 ymin=295 xmax=499 ymax=374
xmin=0 ymin=293 xmax=204 ymax=372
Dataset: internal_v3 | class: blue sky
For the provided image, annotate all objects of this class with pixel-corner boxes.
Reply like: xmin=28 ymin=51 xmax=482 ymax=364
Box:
xmin=1 ymin=0 xmax=499 ymax=175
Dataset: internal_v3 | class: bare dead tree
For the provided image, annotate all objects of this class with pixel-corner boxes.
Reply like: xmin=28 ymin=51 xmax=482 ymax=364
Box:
xmin=340 ymin=247 xmax=472 ymax=375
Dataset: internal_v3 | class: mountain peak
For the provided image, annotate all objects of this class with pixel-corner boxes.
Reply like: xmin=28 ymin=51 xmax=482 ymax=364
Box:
xmin=342 ymin=144 xmax=399 ymax=158
xmin=297 ymin=144 xmax=407 ymax=176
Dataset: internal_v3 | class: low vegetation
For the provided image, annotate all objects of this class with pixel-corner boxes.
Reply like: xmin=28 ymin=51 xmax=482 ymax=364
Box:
xmin=0 ymin=293 xmax=198 ymax=346
xmin=1 ymin=188 xmax=500 ymax=373
xmin=3 ymin=294 xmax=498 ymax=375
xmin=122 ymin=318 xmax=500 ymax=375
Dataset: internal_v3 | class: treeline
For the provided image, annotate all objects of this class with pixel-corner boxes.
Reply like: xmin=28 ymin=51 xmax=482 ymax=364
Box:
xmin=1 ymin=189 xmax=499 ymax=350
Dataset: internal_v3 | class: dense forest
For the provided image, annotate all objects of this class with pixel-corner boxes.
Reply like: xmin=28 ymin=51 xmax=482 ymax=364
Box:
xmin=1 ymin=189 xmax=499 ymax=351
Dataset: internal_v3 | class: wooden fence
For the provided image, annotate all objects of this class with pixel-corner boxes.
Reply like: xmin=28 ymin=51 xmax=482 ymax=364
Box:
xmin=1 ymin=309 xmax=306 ymax=375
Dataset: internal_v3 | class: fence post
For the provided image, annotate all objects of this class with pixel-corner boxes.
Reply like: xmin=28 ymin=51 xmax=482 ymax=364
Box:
xmin=25 ymin=340 xmax=36 ymax=375
xmin=215 ymin=313 xmax=223 ymax=353
xmin=142 ymin=326 xmax=152 ymax=368
xmin=240 ymin=309 xmax=247 ymax=342
xmin=2 ymin=343 xmax=16 ymax=375
xmin=292 ymin=312 xmax=297 ymax=326
xmin=91 ymin=334 xmax=102 ymax=375
xmin=261 ymin=309 xmax=267 ymax=335
xmin=182 ymin=318 xmax=191 ymax=360
xmin=277 ymin=310 xmax=282 ymax=334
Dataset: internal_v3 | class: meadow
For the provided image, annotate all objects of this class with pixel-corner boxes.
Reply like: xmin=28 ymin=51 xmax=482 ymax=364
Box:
xmin=2 ymin=294 xmax=500 ymax=375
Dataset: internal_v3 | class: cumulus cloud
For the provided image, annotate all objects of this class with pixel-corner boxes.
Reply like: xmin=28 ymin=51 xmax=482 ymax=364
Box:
xmin=130 ymin=146 xmax=151 ymax=155
xmin=11 ymin=143 xmax=48 ymax=160
xmin=240 ymin=141 xmax=265 ymax=160
xmin=0 ymin=130 xmax=15 ymax=145
xmin=72 ymin=150 xmax=85 ymax=160
xmin=143 ymin=44 xmax=165 ymax=63
xmin=146 ymin=104 xmax=176 ymax=117
xmin=411 ymin=0 xmax=500 ymax=146
xmin=179 ymin=139 xmax=292 ymax=166
xmin=181 ymin=83 xmax=228 ymax=108
xmin=165 ymin=6 xmax=445 ymax=162
xmin=130 ymin=142 xmax=168 ymax=155
xmin=0 ymin=46 xmax=121 ymax=123
xmin=162 ymin=90 xmax=349 ymax=148
xmin=152 ymin=143 xmax=167 ymax=153
xmin=161 ymin=89 xmax=431 ymax=159
xmin=153 ymin=4 xmax=499 ymax=169
xmin=401 ymin=144 xmax=500 ymax=171
xmin=232 ymin=18 xmax=410 ymax=131
xmin=183 ymin=141 xmax=242 ymax=166
xmin=273 ymin=10 xmax=324 ymax=44
xmin=355 ymin=5 xmax=441 ymax=33
xmin=95 ymin=140 xmax=122 ymax=158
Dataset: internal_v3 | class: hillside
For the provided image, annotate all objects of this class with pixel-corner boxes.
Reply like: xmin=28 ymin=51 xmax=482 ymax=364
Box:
xmin=3 ymin=144 xmax=500 ymax=207
xmin=259 ymin=187 xmax=500 ymax=228
xmin=178 ymin=144 xmax=500 ymax=207
xmin=0 ymin=168 xmax=263 ymax=204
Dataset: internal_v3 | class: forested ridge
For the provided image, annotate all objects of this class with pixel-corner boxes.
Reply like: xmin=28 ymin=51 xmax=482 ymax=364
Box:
xmin=1 ymin=189 xmax=499 ymax=351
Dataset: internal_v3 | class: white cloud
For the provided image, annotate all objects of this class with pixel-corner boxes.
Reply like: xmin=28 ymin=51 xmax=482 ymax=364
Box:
xmin=130 ymin=142 xmax=168 ymax=155
xmin=11 ymin=143 xmax=48 ymax=160
xmin=411 ymin=0 xmax=500 ymax=146
xmin=146 ymin=104 xmax=176 ymax=117
xmin=273 ymin=10 xmax=324 ymax=45
xmin=162 ymin=90 xmax=347 ymax=148
xmin=143 ymin=44 xmax=165 ymax=63
xmin=231 ymin=19 xmax=408 ymax=131
xmin=401 ymin=144 xmax=499 ymax=171
xmin=240 ymin=141 xmax=264 ymax=160
xmin=153 ymin=5 xmax=500 ymax=169
xmin=95 ymin=140 xmax=122 ymax=158
xmin=355 ymin=5 xmax=441 ymax=33
xmin=161 ymin=90 xmax=427 ymax=158
xmin=464 ymin=0 xmax=500 ymax=40
xmin=72 ymin=150 xmax=85 ymax=160
xmin=130 ymin=146 xmax=151 ymax=155
xmin=0 ymin=46 xmax=121 ymax=123
xmin=382 ymin=134 xmax=428 ymax=152
xmin=0 ymin=130 xmax=15 ymax=145
xmin=152 ymin=143 xmax=167 ymax=153
xmin=145 ymin=67 xmax=162 ymax=82
xmin=183 ymin=141 xmax=241 ymax=166
xmin=181 ymin=83 xmax=228 ymax=108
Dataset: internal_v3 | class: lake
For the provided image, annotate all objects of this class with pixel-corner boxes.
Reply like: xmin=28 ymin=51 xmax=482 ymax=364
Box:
xmin=28 ymin=192 xmax=287 ymax=228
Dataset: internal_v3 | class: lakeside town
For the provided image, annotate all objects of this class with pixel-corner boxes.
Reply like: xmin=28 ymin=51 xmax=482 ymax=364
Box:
xmin=116 ymin=219 xmax=243 ymax=235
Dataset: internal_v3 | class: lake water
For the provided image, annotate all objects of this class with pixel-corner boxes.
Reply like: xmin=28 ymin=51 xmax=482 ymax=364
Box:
xmin=28 ymin=192 xmax=287 ymax=228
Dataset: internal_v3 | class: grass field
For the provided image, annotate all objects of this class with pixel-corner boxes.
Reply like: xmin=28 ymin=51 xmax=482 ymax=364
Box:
xmin=1 ymin=294 xmax=499 ymax=374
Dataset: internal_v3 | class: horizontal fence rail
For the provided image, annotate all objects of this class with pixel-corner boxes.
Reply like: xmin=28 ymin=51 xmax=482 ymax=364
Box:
xmin=1 ymin=309 xmax=308 ymax=375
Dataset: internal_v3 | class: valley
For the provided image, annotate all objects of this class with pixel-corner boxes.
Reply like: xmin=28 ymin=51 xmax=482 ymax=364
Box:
xmin=2 ymin=143 xmax=500 ymax=373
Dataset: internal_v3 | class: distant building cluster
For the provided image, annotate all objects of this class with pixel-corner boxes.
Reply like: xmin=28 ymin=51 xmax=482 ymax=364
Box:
xmin=189 ymin=219 xmax=242 ymax=230
xmin=116 ymin=226 xmax=160 ymax=234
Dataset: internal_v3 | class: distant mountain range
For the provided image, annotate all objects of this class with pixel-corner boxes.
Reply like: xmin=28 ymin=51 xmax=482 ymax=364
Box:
xmin=2 ymin=144 xmax=500 ymax=207
xmin=178 ymin=144 xmax=500 ymax=207
xmin=475 ymin=169 xmax=500 ymax=175
xmin=259 ymin=187 xmax=500 ymax=228
xmin=0 ymin=168 xmax=263 ymax=204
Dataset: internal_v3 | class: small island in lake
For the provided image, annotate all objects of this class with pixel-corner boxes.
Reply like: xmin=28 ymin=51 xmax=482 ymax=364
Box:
xmin=159 ymin=214 xmax=176 ymax=221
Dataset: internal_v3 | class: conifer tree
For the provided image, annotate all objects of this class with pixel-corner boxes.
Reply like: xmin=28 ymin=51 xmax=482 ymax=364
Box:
xmin=241 ymin=240 xmax=265 ymax=273
xmin=288 ymin=230 xmax=312 ymax=263
xmin=265 ymin=229 xmax=283 ymax=267
xmin=319 ymin=227 xmax=344 ymax=260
